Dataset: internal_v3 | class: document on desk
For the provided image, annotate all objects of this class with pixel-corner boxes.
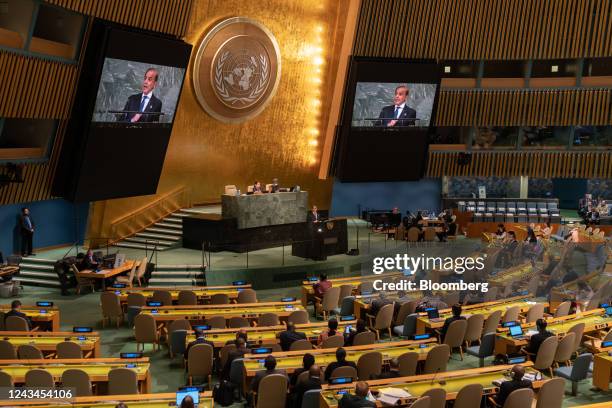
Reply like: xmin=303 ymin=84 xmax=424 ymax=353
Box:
xmin=377 ymin=387 xmax=411 ymax=405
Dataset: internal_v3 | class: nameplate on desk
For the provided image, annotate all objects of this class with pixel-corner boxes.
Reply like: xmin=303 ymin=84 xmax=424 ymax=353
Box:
xmin=112 ymin=283 xmax=127 ymax=288
xmin=413 ymin=334 xmax=430 ymax=340
xmin=307 ymin=277 xmax=318 ymax=282
xmin=251 ymin=347 xmax=272 ymax=354
xmin=232 ymin=281 xmax=246 ymax=286
xmin=193 ymin=325 xmax=211 ymax=331
xmin=281 ymin=297 xmax=296 ymax=302
xmin=147 ymin=301 xmax=163 ymax=307
xmin=36 ymin=301 xmax=53 ymax=307
xmin=340 ymin=315 xmax=355 ymax=321
xmin=329 ymin=377 xmax=353 ymax=385
xmin=120 ymin=352 xmax=143 ymax=359
xmin=602 ymin=341 xmax=612 ymax=348
xmin=73 ymin=327 xmax=93 ymax=333
xmin=502 ymin=321 xmax=518 ymax=328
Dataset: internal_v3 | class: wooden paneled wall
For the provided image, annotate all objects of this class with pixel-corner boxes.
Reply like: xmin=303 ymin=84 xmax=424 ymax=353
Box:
xmin=427 ymin=150 xmax=612 ymax=178
xmin=435 ymin=88 xmax=612 ymax=126
xmin=44 ymin=0 xmax=193 ymax=38
xmin=354 ymin=0 xmax=612 ymax=59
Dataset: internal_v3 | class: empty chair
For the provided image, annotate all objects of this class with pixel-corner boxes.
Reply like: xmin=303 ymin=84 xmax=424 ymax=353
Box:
xmin=321 ymin=335 xmax=344 ymax=349
xmin=454 ymin=383 xmax=483 ymax=408
xmin=5 ymin=315 xmax=30 ymax=331
xmin=100 ymin=292 xmax=124 ymax=328
xmin=466 ymin=332 xmax=495 ymax=367
xmin=178 ymin=290 xmax=198 ymax=305
xmin=152 ymin=290 xmax=172 ymax=306
xmin=423 ymin=344 xmax=450 ymax=374
xmin=533 ymin=335 xmax=559 ymax=377
xmin=126 ymin=293 xmax=147 ymax=308
xmin=534 ymin=377 xmax=565 ymax=408
xmin=407 ymin=227 xmax=420 ymax=242
xmin=502 ymin=306 xmax=520 ymax=323
xmin=329 ymin=365 xmax=357 ymax=381
xmin=357 ymin=351 xmax=382 ymax=380
xmin=187 ymin=343 xmax=214 ymax=388
xmin=229 ymin=316 xmax=250 ymax=328
xmin=423 ymin=228 xmax=436 ymax=241
xmin=218 ymin=344 xmax=237 ymax=374
xmin=169 ymin=329 xmax=188 ymax=360
xmin=463 ymin=314 xmax=485 ymax=347
xmin=25 ymin=369 xmax=54 ymax=388
xmin=288 ymin=310 xmax=309 ymax=324
xmin=499 ymin=388 xmax=534 ymax=408
xmin=338 ymin=285 xmax=353 ymax=306
xmin=290 ymin=339 xmax=313 ymax=351
xmin=114 ymin=262 xmax=137 ymax=287
xmin=0 ymin=371 xmax=13 ymax=387
xmin=567 ymin=322 xmax=585 ymax=357
xmin=394 ymin=301 xmax=418 ymax=327
xmin=72 ymin=264 xmax=95 ymax=295
xmin=166 ymin=320 xmax=192 ymax=357
xmin=553 ymin=301 xmax=571 ymax=317
xmin=442 ymin=319 xmax=468 ymax=360
xmin=525 ymin=303 xmax=545 ymax=323
xmin=409 ymin=396 xmax=431 ymax=408
xmin=483 ymin=310 xmax=502 ymax=334
xmin=334 ymin=296 xmax=355 ymax=317
xmin=108 ymin=367 xmax=138 ymax=395
xmin=134 ymin=313 xmax=159 ymax=352
xmin=422 ymin=388 xmax=446 ymax=408
xmin=397 ymin=352 xmax=419 ymax=376
xmin=211 ymin=293 xmax=230 ymax=305
xmin=237 ymin=288 xmax=257 ymax=304
xmin=205 ymin=315 xmax=226 ymax=329
xmin=352 ymin=331 xmax=376 ymax=346
xmin=135 ymin=257 xmax=148 ymax=286
xmin=57 ymin=341 xmax=85 ymax=359
xmin=554 ymin=353 xmax=593 ymax=396
xmin=358 ymin=281 xmax=374 ymax=294
xmin=301 ymin=388 xmax=321 ymax=408
xmin=61 ymin=369 xmax=92 ymax=396
xmin=258 ymin=313 xmax=280 ymax=326
xmin=254 ymin=374 xmax=288 ymax=408
xmin=553 ymin=332 xmax=575 ymax=367
xmin=315 ymin=286 xmax=341 ymax=319
xmin=367 ymin=303 xmax=394 ymax=340
xmin=18 ymin=344 xmax=43 ymax=359
xmin=394 ymin=313 xmax=418 ymax=338
xmin=0 ymin=340 xmax=17 ymax=359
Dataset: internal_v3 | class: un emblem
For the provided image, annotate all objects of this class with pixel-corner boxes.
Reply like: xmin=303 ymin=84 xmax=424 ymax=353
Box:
xmin=193 ymin=17 xmax=281 ymax=123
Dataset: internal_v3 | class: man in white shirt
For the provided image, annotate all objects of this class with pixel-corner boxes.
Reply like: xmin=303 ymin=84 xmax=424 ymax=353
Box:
xmin=376 ymin=85 xmax=416 ymax=127
xmin=119 ymin=68 xmax=163 ymax=122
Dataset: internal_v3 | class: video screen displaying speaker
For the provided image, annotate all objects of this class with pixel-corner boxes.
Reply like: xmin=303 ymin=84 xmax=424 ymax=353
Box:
xmin=53 ymin=20 xmax=192 ymax=202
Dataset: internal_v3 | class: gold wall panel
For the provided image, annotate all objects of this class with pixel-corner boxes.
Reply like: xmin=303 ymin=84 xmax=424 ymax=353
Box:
xmin=354 ymin=0 xmax=612 ymax=59
xmin=88 ymin=0 xmax=350 ymax=240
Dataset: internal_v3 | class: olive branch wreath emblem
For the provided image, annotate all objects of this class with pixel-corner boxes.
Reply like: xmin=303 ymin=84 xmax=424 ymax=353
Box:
xmin=213 ymin=50 xmax=270 ymax=106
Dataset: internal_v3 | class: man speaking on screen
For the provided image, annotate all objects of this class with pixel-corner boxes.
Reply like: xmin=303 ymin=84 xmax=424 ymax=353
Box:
xmin=119 ymin=68 xmax=163 ymax=123
xmin=376 ymin=85 xmax=416 ymax=127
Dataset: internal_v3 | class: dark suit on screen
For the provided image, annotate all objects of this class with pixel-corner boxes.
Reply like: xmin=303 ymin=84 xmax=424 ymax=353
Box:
xmin=376 ymin=105 xmax=416 ymax=127
xmin=119 ymin=93 xmax=162 ymax=122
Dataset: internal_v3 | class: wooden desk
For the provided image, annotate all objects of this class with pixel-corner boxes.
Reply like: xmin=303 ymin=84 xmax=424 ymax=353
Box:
xmin=353 ymin=292 xmax=425 ymax=319
xmin=0 ymin=358 xmax=151 ymax=394
xmin=301 ymin=272 xmax=404 ymax=306
xmin=0 ymin=391 xmax=213 ymax=407
xmin=110 ymin=284 xmax=251 ymax=306
xmin=140 ymin=301 xmax=305 ymax=322
xmin=593 ymin=352 xmax=612 ymax=391
xmin=487 ymin=262 xmax=534 ymax=287
xmin=0 ymin=305 xmax=60 ymax=331
xmin=319 ymin=363 xmax=542 ymax=407
xmin=0 ymin=265 xmax=19 ymax=278
xmin=79 ymin=260 xmax=136 ymax=290
xmin=0 ymin=331 xmax=101 ymax=357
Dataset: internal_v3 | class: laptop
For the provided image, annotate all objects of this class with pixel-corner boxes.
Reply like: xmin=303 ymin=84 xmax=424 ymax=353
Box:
xmin=114 ymin=253 xmax=126 ymax=268
xmin=176 ymin=387 xmax=200 ymax=407
xmin=508 ymin=325 xmax=527 ymax=340
xmin=426 ymin=308 xmax=443 ymax=322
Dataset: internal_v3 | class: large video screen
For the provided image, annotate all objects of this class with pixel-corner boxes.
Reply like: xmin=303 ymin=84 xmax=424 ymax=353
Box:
xmin=351 ymin=82 xmax=437 ymax=128
xmin=92 ymin=58 xmax=185 ymax=124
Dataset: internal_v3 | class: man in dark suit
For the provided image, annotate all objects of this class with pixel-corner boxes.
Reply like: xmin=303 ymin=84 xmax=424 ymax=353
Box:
xmin=307 ymin=205 xmax=320 ymax=223
xmin=269 ymin=178 xmax=280 ymax=193
xmin=376 ymin=85 xmax=416 ymax=127
xmin=4 ymin=300 xmax=32 ymax=330
xmin=339 ymin=381 xmax=376 ymax=407
xmin=439 ymin=304 xmax=465 ymax=343
xmin=324 ymin=348 xmax=357 ymax=382
xmin=377 ymin=358 xmax=401 ymax=379
xmin=20 ymin=207 xmax=34 ymax=257
xmin=249 ymin=355 xmax=288 ymax=396
xmin=184 ymin=328 xmax=214 ymax=361
xmin=369 ymin=292 xmax=392 ymax=318
xmin=119 ymin=68 xmax=162 ymax=123
xmin=292 ymin=364 xmax=322 ymax=407
xmin=279 ymin=322 xmax=307 ymax=351
xmin=524 ymin=318 xmax=554 ymax=355
xmin=221 ymin=337 xmax=249 ymax=380
xmin=495 ymin=365 xmax=533 ymax=406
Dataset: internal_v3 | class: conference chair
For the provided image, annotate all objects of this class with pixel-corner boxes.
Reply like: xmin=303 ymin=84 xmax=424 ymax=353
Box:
xmin=100 ymin=292 xmax=124 ymax=328
xmin=205 ymin=315 xmax=227 ymax=329
xmin=71 ymin=264 xmax=95 ymax=295
xmin=288 ymin=310 xmax=309 ymax=324
xmin=134 ymin=313 xmax=159 ymax=352
xmin=25 ymin=369 xmax=54 ymax=388
xmin=254 ymin=374 xmax=288 ymax=408
xmin=584 ymin=328 xmax=612 ymax=351
xmin=553 ymin=332 xmax=575 ymax=367
xmin=397 ymin=352 xmax=419 ymax=376
xmin=187 ymin=343 xmax=214 ymax=388
xmin=410 ymin=396 xmax=431 ymax=408
xmin=394 ymin=301 xmax=417 ymax=328
xmin=296 ymin=367 xmax=323 ymax=387
xmin=301 ymin=389 xmax=321 ymax=408
xmin=170 ymin=329 xmax=188 ymax=362
xmin=466 ymin=332 xmax=496 ymax=367
xmin=567 ymin=322 xmax=585 ymax=357
xmin=338 ymin=285 xmax=353 ymax=306
xmin=329 ymin=365 xmax=357 ymax=382
xmin=533 ymin=377 xmax=565 ymax=408
xmin=315 ymin=286 xmax=341 ymax=320
xmin=357 ymin=351 xmax=382 ymax=380
xmin=454 ymin=383 xmax=483 ymax=408
xmin=127 ymin=293 xmax=147 ymax=308
xmin=290 ymin=339 xmax=313 ymax=351
xmin=0 ymin=340 xmax=17 ymax=359
xmin=229 ymin=358 xmax=246 ymax=401
xmin=483 ymin=310 xmax=502 ymax=334
xmin=258 ymin=313 xmax=280 ymax=326
xmin=229 ymin=316 xmax=250 ymax=328
xmin=491 ymin=387 xmax=534 ymax=408
xmin=407 ymin=227 xmax=420 ymax=242
xmin=441 ymin=319 xmax=467 ymax=360
xmin=108 ymin=367 xmax=139 ymax=395
xmin=422 ymin=388 xmax=446 ymax=408
xmin=352 ymin=331 xmax=376 ymax=346
xmin=463 ymin=313 xmax=485 ymax=348
xmin=17 ymin=344 xmax=44 ymax=359
xmin=5 ymin=315 xmax=30 ymax=331
xmin=358 ymin=281 xmax=374 ymax=294
xmin=532 ymin=335 xmax=558 ymax=377
xmin=0 ymin=371 xmax=13 ymax=387
xmin=61 ymin=369 xmax=92 ymax=396
xmin=237 ymin=288 xmax=257 ymax=304
xmin=393 ymin=313 xmax=418 ymax=338
xmin=525 ymin=303 xmax=545 ymax=323
xmin=554 ymin=353 xmax=593 ymax=396
xmin=502 ymin=306 xmax=520 ymax=323
xmin=178 ymin=290 xmax=198 ymax=305
xmin=224 ymin=185 xmax=237 ymax=195
xmin=334 ymin=296 xmax=355 ymax=317
xmin=127 ymin=306 xmax=142 ymax=327
xmin=57 ymin=341 xmax=88 ymax=359
xmin=166 ymin=319 xmax=192 ymax=357
xmin=152 ymin=290 xmax=173 ymax=306
xmin=219 ymin=344 xmax=236 ymax=374
xmin=367 ymin=303 xmax=394 ymax=340
xmin=211 ymin=293 xmax=230 ymax=305
xmin=321 ymin=334 xmax=344 ymax=349
xmin=553 ymin=301 xmax=571 ymax=317
xmin=423 ymin=344 xmax=450 ymax=374
xmin=135 ymin=257 xmax=148 ymax=286
xmin=423 ymin=228 xmax=436 ymax=241
xmin=114 ymin=262 xmax=137 ymax=288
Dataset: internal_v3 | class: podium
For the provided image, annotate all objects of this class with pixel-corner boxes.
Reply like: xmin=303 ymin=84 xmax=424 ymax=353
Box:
xmin=291 ymin=219 xmax=348 ymax=260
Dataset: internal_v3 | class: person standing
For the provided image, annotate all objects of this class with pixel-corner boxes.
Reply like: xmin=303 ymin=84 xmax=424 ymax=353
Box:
xmin=20 ymin=207 xmax=34 ymax=257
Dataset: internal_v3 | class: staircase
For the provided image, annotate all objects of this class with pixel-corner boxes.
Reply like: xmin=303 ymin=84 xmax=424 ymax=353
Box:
xmin=16 ymin=258 xmax=60 ymax=288
xmin=148 ymin=264 xmax=206 ymax=286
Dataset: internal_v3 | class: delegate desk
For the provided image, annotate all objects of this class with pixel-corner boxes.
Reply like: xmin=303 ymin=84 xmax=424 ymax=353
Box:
xmin=320 ymin=363 xmax=542 ymax=407
xmin=140 ymin=301 xmax=305 ymax=323
xmin=0 ymin=265 xmax=19 ymax=279
xmin=0 ymin=304 xmax=60 ymax=331
xmin=0 ymin=392 xmax=213 ymax=407
xmin=495 ymin=309 xmax=612 ymax=354
xmin=0 ymin=331 xmax=101 ymax=357
xmin=110 ymin=284 xmax=251 ymax=306
xmin=0 ymin=358 xmax=151 ymax=394
xmin=353 ymin=292 xmax=426 ymax=320
xmin=300 ymin=271 xmax=404 ymax=306
xmin=487 ymin=262 xmax=534 ymax=288
xmin=593 ymin=352 xmax=612 ymax=391
xmin=243 ymin=339 xmax=437 ymax=382
xmin=185 ymin=320 xmax=358 ymax=348
xmin=78 ymin=260 xmax=136 ymax=290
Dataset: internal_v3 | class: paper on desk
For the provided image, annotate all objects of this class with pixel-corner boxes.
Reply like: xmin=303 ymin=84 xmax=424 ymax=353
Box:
xmin=526 ymin=301 xmax=536 ymax=304
xmin=526 ymin=330 xmax=538 ymax=336
xmin=377 ymin=388 xmax=412 ymax=406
